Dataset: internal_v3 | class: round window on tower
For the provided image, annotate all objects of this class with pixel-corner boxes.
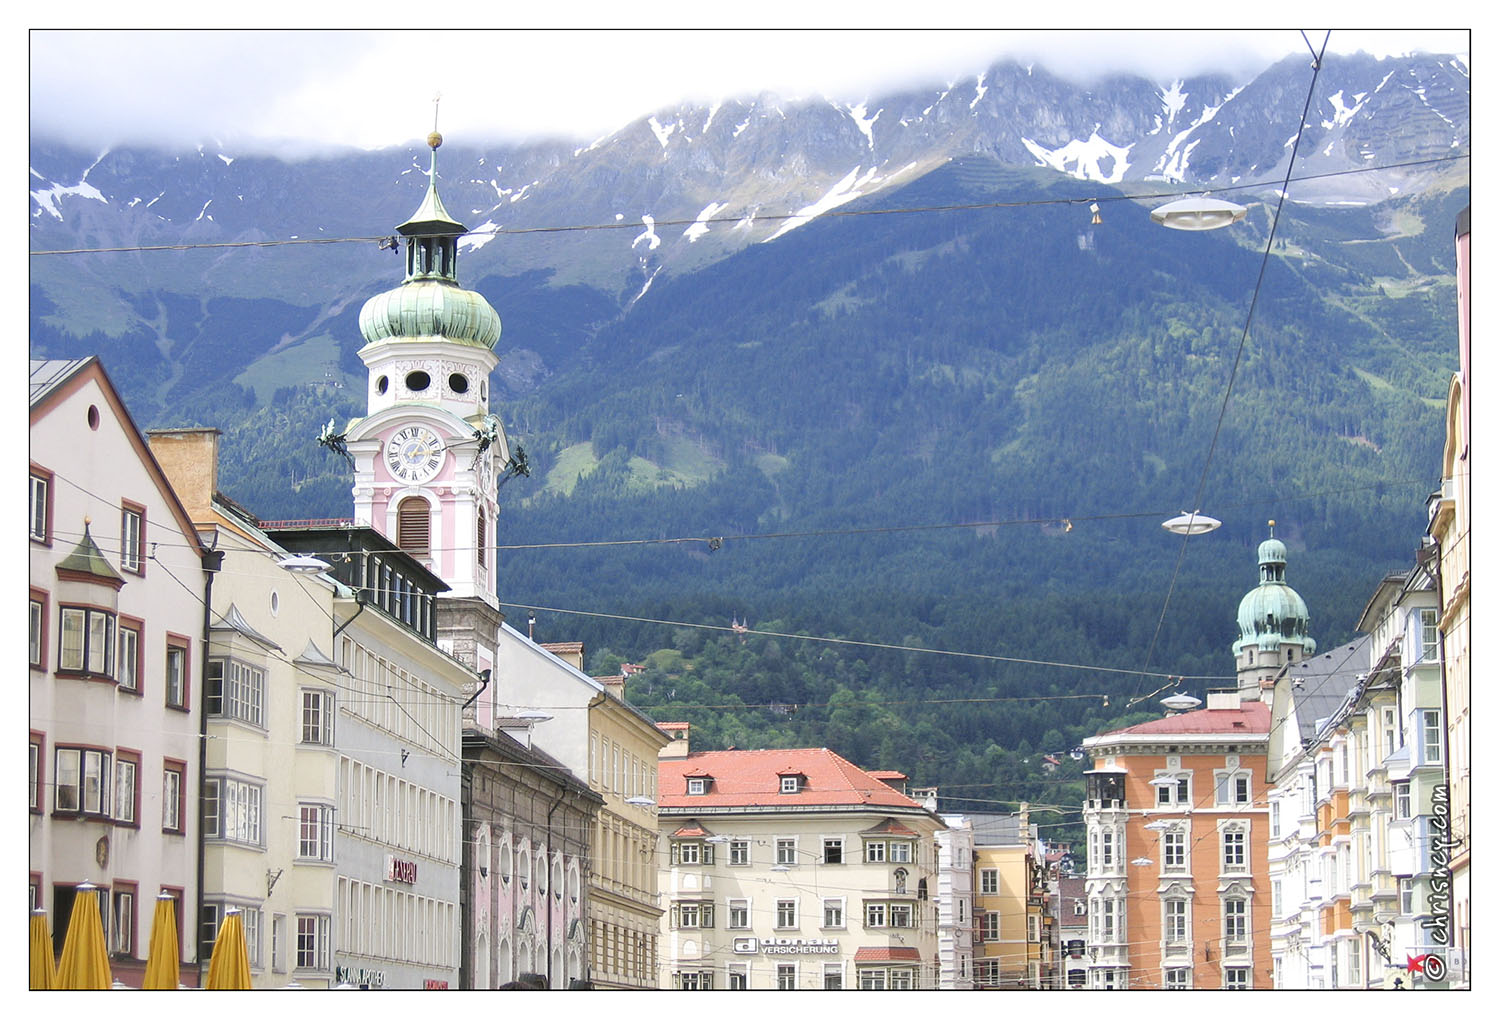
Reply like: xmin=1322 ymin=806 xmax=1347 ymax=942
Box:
xmin=405 ymin=370 xmax=431 ymax=392
xmin=376 ymin=375 xmax=389 ymax=395
xmin=449 ymin=373 xmax=469 ymax=394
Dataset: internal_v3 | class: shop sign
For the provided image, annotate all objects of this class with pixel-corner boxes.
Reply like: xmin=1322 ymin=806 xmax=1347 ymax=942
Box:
xmin=732 ymin=937 xmax=840 ymax=955
xmin=386 ymin=854 xmax=418 ymax=884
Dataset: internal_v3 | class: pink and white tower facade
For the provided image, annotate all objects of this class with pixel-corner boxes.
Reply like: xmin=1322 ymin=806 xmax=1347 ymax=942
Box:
xmin=343 ymin=130 xmax=510 ymax=607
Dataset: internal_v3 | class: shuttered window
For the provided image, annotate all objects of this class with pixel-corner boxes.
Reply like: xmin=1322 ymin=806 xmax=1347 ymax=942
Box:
xmin=396 ymin=498 xmax=430 ymax=553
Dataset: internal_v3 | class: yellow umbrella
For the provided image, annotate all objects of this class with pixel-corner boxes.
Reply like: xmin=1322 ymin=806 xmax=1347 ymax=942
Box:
xmin=56 ymin=883 xmax=112 ymax=989
xmin=204 ymin=907 xmax=252 ymax=990
xmin=142 ymin=892 xmax=181 ymax=989
xmin=30 ymin=909 xmax=58 ymax=990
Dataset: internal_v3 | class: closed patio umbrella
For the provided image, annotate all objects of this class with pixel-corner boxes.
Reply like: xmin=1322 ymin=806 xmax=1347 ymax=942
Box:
xmin=30 ymin=909 xmax=58 ymax=990
xmin=56 ymin=884 xmax=112 ymax=989
xmin=204 ymin=907 xmax=252 ymax=990
xmin=142 ymin=892 xmax=181 ymax=990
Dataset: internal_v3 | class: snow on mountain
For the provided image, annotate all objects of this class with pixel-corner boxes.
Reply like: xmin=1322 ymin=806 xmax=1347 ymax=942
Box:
xmin=1021 ymin=131 xmax=1132 ymax=184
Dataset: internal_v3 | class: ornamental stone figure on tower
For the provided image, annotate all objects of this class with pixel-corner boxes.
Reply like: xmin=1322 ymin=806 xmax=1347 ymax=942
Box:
xmin=1231 ymin=522 xmax=1316 ymax=699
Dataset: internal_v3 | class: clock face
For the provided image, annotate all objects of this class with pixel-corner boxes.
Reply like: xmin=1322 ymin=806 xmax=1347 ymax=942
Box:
xmin=385 ymin=426 xmax=446 ymax=483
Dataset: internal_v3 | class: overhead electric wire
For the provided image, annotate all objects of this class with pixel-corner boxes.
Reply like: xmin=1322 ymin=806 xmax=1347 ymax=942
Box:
xmin=27 ymin=152 xmax=1466 ymax=257
xmin=1131 ymin=31 xmax=1332 ymax=708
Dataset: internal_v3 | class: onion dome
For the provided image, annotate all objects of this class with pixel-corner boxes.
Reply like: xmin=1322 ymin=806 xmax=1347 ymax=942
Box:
xmin=358 ymin=130 xmax=501 ymax=351
xmin=1232 ymin=525 xmax=1315 ymax=657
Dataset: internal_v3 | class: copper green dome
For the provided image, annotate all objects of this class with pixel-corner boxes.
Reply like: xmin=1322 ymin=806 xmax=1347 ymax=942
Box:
xmin=358 ymin=131 xmax=502 ymax=351
xmin=1232 ymin=531 xmax=1315 ymax=656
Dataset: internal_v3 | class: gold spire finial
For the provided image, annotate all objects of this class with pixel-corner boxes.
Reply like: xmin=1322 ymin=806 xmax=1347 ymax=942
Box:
xmin=428 ymin=92 xmax=443 ymax=150
xmin=1268 ymin=519 xmax=1276 ymax=536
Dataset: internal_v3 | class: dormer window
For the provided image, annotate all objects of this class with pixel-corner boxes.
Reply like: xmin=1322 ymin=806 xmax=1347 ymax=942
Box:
xmin=688 ymin=778 xmax=706 ymax=795
xmin=781 ymin=776 xmax=800 ymax=794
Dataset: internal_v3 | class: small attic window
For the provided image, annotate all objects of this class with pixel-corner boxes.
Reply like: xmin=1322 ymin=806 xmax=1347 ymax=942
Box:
xmin=780 ymin=776 xmax=801 ymax=794
xmin=688 ymin=778 xmax=706 ymax=795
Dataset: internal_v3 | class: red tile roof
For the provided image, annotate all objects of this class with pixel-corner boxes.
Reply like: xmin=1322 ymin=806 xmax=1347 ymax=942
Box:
xmin=866 ymin=770 xmax=907 ymax=781
xmin=1098 ymin=700 xmax=1271 ymax=738
xmin=672 ymin=820 xmax=711 ymax=839
xmin=657 ymin=722 xmax=690 ymax=731
xmin=539 ymin=641 xmax=584 ymax=654
xmin=853 ymin=947 xmax=921 ymax=962
xmin=860 ymin=818 xmax=919 ymax=837
xmin=658 ymin=748 xmax=927 ymax=810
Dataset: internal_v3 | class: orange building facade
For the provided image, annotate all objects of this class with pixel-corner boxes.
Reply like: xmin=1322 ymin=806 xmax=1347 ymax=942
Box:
xmin=1081 ymin=693 xmax=1272 ymax=989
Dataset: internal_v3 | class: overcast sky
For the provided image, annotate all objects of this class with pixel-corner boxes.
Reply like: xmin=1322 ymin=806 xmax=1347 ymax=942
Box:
xmin=28 ymin=21 xmax=1470 ymax=157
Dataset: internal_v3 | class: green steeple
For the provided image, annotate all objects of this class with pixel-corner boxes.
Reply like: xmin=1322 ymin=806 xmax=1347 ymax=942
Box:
xmin=357 ymin=129 xmax=502 ymax=350
xmin=1232 ymin=522 xmax=1315 ymax=658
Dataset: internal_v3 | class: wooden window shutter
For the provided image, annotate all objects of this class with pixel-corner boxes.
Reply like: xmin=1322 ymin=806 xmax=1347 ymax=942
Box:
xmin=397 ymin=498 xmax=430 ymax=553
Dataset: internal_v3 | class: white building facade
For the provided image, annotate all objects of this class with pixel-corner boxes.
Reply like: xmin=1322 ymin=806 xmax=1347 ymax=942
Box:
xmin=935 ymin=814 xmax=975 ymax=989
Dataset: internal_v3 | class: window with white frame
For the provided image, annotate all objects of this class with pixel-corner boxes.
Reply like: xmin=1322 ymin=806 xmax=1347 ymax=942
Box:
xmin=301 ymin=690 xmax=333 ymax=745
xmin=59 ymin=606 xmax=115 ymax=676
xmin=866 ymin=902 xmax=887 ymax=928
xmin=676 ymin=971 xmax=713 ymax=990
xmin=979 ymin=910 xmax=998 ymax=940
xmin=114 ymin=753 xmax=138 ymax=824
xmin=272 ymin=914 xmax=286 ymax=972
xmin=980 ymin=868 xmax=998 ymax=894
xmin=110 ymin=887 xmax=135 ymax=956
xmin=1399 ymin=878 xmax=1415 ymax=915
xmin=1216 ymin=770 xmax=1251 ymax=805
xmin=687 ymin=777 xmax=706 ymax=795
xmin=165 ymin=641 xmax=187 ymax=709
xmin=822 ymin=837 xmax=844 ymax=864
xmin=1222 ymin=826 xmax=1248 ymax=872
xmin=120 ymin=504 xmax=144 ymax=574
xmin=1421 ymin=710 xmax=1443 ymax=764
xmin=1270 ymin=799 xmax=1281 ymax=837
xmin=672 ymin=901 xmax=714 ymax=929
xmin=777 ymin=963 xmax=797 ymax=989
xmin=889 ymin=903 xmax=913 ymax=928
xmin=117 ymin=622 xmax=141 ymax=693
xmin=1223 ymin=897 xmax=1248 ymax=947
xmin=162 ymin=761 xmax=185 ymax=832
xmin=1272 ymin=880 xmax=1282 ymax=918
xmin=54 ymin=746 xmax=111 ymax=815
xmin=975 ymin=959 xmax=999 ymax=987
xmin=1101 ymin=829 xmax=1116 ymax=866
xmin=727 ymin=965 xmax=749 ymax=989
xmin=29 ymin=471 xmax=51 ymax=542
xmin=780 ymin=775 xmax=800 ymax=794
xmin=890 ymin=968 xmax=914 ymax=990
xmin=241 ymin=907 xmax=262 ymax=969
xmin=1223 ymin=967 xmax=1249 ymax=989
xmin=29 ymin=595 xmax=46 ymax=669
xmin=776 ymin=899 xmax=797 ymax=929
xmin=890 ymin=841 xmax=911 ymax=863
xmin=729 ymin=839 xmax=749 ymax=865
xmin=1162 ymin=826 xmax=1187 ymax=870
xmin=728 ymin=899 xmax=749 ymax=929
xmin=207 ymin=658 xmax=265 ymax=727
xmin=1394 ymin=781 xmax=1412 ymax=820
xmin=298 ymin=804 xmax=334 ymax=861
xmin=1382 ymin=707 xmax=1399 ymax=759
xmin=1165 ymin=967 xmax=1191 ymax=989
xmin=1156 ymin=773 xmax=1191 ymax=806
xmin=1419 ymin=609 xmax=1439 ymax=662
xmin=865 ymin=840 xmax=886 ymax=863
xmin=822 ymin=898 xmax=845 ymax=928
xmin=776 ymin=838 xmax=797 ymax=865
xmin=29 ymin=738 xmax=41 ymax=812
xmin=1164 ymin=899 xmax=1187 ymax=944
xmin=205 ymin=776 xmax=263 ymax=845
xmin=295 ymin=914 xmax=331 ymax=971
xmin=823 ymin=964 xmax=843 ymax=989
xmin=1092 ymin=898 xmax=1119 ymax=942
xmin=858 ymin=968 xmax=887 ymax=990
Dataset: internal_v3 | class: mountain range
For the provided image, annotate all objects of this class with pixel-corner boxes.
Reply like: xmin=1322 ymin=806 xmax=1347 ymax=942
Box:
xmin=29 ymin=49 xmax=1469 ymax=812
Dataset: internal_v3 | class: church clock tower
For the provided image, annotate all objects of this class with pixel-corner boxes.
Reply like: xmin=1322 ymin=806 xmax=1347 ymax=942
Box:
xmin=1232 ymin=521 xmax=1317 ymax=700
xmin=343 ymin=129 xmax=509 ymax=609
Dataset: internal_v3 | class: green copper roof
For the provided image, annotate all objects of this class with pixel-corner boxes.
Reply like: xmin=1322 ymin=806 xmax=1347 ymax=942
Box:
xmin=1232 ymin=531 xmax=1315 ymax=656
xmin=359 ymin=280 xmax=502 ymax=349
xmin=56 ymin=522 xmax=125 ymax=586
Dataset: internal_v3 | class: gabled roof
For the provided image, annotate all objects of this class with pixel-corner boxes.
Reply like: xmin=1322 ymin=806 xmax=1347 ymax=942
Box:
xmin=671 ymin=820 xmax=712 ymax=839
xmin=1284 ymin=638 xmax=1370 ymax=746
xmin=659 ymin=748 xmax=928 ymax=811
xmin=859 ymin=818 xmax=919 ymax=837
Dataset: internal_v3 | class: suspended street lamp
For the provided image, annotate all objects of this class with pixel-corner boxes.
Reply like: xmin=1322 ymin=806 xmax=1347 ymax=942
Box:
xmin=1162 ymin=511 xmax=1222 ymax=536
xmin=1151 ymin=195 xmax=1247 ymax=231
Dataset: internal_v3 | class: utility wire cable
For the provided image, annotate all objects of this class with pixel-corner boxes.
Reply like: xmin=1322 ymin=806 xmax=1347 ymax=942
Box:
xmin=28 ymin=153 xmax=1466 ymax=257
xmin=1132 ymin=30 xmax=1332 ymax=707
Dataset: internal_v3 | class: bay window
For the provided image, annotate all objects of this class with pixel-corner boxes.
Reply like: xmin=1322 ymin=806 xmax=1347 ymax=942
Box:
xmin=59 ymin=606 xmax=114 ymax=676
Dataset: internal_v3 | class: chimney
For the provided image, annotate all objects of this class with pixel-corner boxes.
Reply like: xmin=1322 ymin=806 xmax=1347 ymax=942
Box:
xmin=540 ymin=641 xmax=585 ymax=672
xmin=146 ymin=427 xmax=221 ymax=520
xmin=597 ymin=675 xmax=627 ymax=700
xmin=1206 ymin=689 xmax=1241 ymax=711
xmin=657 ymin=723 xmax=690 ymax=759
